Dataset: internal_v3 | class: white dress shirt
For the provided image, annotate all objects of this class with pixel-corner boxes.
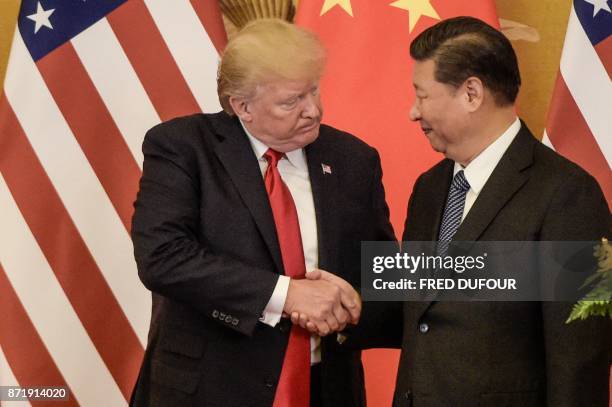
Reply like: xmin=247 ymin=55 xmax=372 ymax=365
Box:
xmin=454 ymin=117 xmax=521 ymax=221
xmin=240 ymin=120 xmax=321 ymax=364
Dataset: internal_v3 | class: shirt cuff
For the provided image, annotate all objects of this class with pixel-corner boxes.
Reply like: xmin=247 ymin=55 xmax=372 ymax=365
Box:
xmin=259 ymin=275 xmax=290 ymax=327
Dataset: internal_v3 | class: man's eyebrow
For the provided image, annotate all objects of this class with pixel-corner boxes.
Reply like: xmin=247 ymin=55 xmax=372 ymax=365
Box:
xmin=282 ymin=91 xmax=301 ymax=98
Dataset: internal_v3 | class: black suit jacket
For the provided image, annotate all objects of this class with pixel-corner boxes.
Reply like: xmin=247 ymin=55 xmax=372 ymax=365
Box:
xmin=393 ymin=123 xmax=611 ymax=407
xmin=130 ymin=112 xmax=394 ymax=406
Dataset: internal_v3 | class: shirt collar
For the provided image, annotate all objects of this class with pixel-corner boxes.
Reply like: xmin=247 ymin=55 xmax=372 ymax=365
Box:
xmin=454 ymin=117 xmax=521 ymax=194
xmin=239 ymin=119 xmax=308 ymax=171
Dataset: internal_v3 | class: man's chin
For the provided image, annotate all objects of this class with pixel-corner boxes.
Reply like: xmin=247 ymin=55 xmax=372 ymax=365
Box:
xmin=427 ymin=140 xmax=447 ymax=156
xmin=276 ymin=131 xmax=319 ymax=152
xmin=299 ymin=131 xmax=320 ymax=148
xmin=424 ymin=134 xmax=440 ymax=150
xmin=298 ymin=126 xmax=320 ymax=143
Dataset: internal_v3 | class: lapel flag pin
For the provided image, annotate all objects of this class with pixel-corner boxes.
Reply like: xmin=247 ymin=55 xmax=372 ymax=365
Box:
xmin=321 ymin=163 xmax=332 ymax=175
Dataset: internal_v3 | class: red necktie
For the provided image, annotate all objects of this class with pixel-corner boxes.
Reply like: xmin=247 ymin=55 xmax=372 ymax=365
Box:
xmin=264 ymin=149 xmax=311 ymax=407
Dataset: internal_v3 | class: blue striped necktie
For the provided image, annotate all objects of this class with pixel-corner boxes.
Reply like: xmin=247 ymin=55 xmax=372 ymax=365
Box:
xmin=437 ymin=170 xmax=471 ymax=256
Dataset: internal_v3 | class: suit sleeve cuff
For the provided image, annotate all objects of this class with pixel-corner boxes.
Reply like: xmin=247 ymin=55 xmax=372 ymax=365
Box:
xmin=259 ymin=275 xmax=290 ymax=327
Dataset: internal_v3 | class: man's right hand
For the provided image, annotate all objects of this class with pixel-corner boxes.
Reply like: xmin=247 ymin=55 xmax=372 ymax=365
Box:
xmin=284 ymin=270 xmax=361 ymax=336
xmin=283 ymin=277 xmax=353 ymax=336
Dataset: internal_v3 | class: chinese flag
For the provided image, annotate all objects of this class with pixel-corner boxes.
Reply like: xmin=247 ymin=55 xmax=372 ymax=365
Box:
xmin=296 ymin=1 xmax=498 ymax=405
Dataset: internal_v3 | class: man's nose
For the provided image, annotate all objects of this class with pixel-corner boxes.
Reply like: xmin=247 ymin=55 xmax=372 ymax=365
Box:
xmin=302 ymin=94 xmax=321 ymax=119
xmin=409 ymin=102 xmax=421 ymax=122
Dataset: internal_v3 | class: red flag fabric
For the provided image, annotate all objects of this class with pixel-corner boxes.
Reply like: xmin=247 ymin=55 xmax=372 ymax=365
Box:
xmin=0 ymin=1 xmax=225 ymax=405
xmin=296 ymin=1 xmax=498 ymax=405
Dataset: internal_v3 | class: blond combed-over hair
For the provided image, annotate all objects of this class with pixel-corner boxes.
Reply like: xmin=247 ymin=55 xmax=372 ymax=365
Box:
xmin=217 ymin=18 xmax=326 ymax=114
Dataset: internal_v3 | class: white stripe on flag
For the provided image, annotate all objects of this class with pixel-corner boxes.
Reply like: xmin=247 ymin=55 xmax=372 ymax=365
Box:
xmin=144 ymin=0 xmax=222 ymax=112
xmin=3 ymin=34 xmax=150 ymax=346
xmin=72 ymin=18 xmax=161 ymax=168
xmin=0 ymin=346 xmax=32 ymax=407
xmin=0 ymin=175 xmax=126 ymax=407
xmin=541 ymin=129 xmax=555 ymax=149
xmin=559 ymin=6 xmax=612 ymax=167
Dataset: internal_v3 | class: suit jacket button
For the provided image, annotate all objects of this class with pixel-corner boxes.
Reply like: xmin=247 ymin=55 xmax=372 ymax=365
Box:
xmin=419 ymin=323 xmax=429 ymax=333
xmin=232 ymin=318 xmax=239 ymax=326
xmin=404 ymin=390 xmax=413 ymax=406
xmin=265 ymin=380 xmax=275 ymax=389
xmin=212 ymin=310 xmax=219 ymax=318
xmin=225 ymin=315 xmax=232 ymax=323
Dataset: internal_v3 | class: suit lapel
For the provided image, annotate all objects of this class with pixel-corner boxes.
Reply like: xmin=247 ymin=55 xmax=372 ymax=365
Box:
xmin=453 ymin=124 xmax=535 ymax=242
xmin=408 ymin=160 xmax=453 ymax=317
xmin=415 ymin=124 xmax=536 ymax=318
xmin=427 ymin=160 xmax=454 ymax=241
xmin=207 ymin=114 xmax=284 ymax=274
xmin=305 ymin=135 xmax=338 ymax=273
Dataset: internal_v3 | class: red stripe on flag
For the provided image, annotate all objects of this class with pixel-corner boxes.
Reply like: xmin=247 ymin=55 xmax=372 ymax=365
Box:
xmin=189 ymin=0 xmax=227 ymax=53
xmin=107 ymin=1 xmax=201 ymax=120
xmin=594 ymin=35 xmax=612 ymax=80
xmin=546 ymin=75 xmax=612 ymax=206
xmin=0 ymin=263 xmax=78 ymax=407
xmin=0 ymin=94 xmax=143 ymax=401
xmin=36 ymin=43 xmax=141 ymax=233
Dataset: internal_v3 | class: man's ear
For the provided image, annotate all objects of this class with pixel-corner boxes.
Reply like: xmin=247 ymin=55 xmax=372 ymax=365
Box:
xmin=463 ymin=77 xmax=484 ymax=112
xmin=229 ymin=96 xmax=252 ymax=122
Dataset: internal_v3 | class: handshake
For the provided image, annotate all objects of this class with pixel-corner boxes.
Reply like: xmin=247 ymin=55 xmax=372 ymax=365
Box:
xmin=283 ymin=270 xmax=361 ymax=336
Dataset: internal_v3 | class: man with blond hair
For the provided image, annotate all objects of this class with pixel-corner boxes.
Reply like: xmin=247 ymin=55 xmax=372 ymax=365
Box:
xmin=130 ymin=19 xmax=394 ymax=407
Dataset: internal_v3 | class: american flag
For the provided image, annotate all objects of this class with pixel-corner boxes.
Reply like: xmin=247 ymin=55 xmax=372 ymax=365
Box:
xmin=543 ymin=0 xmax=611 ymax=207
xmin=0 ymin=1 xmax=226 ymax=405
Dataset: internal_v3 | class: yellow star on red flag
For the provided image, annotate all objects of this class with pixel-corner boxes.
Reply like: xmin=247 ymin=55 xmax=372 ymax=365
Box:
xmin=320 ymin=0 xmax=354 ymax=17
xmin=390 ymin=0 xmax=440 ymax=32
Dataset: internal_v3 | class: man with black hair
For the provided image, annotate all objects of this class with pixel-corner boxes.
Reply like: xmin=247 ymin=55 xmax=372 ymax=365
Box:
xmin=367 ymin=16 xmax=609 ymax=407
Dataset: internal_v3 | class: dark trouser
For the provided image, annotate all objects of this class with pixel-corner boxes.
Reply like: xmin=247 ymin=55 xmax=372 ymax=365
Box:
xmin=310 ymin=363 xmax=322 ymax=407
